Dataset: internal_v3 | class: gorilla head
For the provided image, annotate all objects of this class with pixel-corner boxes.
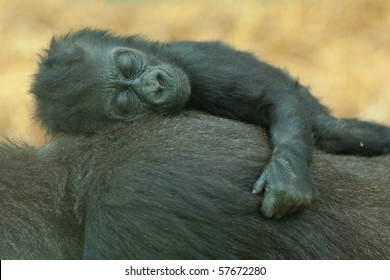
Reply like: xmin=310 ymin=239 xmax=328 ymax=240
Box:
xmin=31 ymin=29 xmax=191 ymax=134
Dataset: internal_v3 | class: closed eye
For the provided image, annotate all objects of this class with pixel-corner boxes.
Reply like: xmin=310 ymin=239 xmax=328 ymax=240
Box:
xmin=116 ymin=52 xmax=143 ymax=78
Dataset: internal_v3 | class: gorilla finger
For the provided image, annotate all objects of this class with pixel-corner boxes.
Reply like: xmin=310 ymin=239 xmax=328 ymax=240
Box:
xmin=302 ymin=197 xmax=312 ymax=207
xmin=260 ymin=194 xmax=277 ymax=218
xmin=273 ymin=204 xmax=292 ymax=219
xmin=286 ymin=205 xmax=301 ymax=216
xmin=252 ymin=175 xmax=267 ymax=194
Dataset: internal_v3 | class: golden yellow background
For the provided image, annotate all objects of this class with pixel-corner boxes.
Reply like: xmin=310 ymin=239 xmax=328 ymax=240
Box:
xmin=1 ymin=0 xmax=390 ymax=145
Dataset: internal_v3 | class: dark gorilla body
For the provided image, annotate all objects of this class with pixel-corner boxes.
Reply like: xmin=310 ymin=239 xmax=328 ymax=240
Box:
xmin=31 ymin=29 xmax=390 ymax=219
xmin=1 ymin=113 xmax=389 ymax=259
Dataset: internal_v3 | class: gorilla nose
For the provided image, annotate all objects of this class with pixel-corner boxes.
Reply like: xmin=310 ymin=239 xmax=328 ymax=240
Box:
xmin=141 ymin=69 xmax=173 ymax=105
xmin=143 ymin=70 xmax=165 ymax=92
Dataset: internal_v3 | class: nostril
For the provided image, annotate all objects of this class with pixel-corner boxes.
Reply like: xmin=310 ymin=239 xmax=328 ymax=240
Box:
xmin=155 ymin=85 xmax=164 ymax=94
xmin=156 ymin=71 xmax=166 ymax=88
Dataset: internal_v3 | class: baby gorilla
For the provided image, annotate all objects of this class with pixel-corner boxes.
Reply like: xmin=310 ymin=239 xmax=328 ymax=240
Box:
xmin=31 ymin=28 xmax=390 ymax=219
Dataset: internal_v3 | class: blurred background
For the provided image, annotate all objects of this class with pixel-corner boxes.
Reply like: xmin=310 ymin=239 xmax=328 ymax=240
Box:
xmin=1 ymin=0 xmax=390 ymax=145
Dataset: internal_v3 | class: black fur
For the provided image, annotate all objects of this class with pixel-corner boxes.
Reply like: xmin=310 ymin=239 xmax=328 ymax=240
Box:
xmin=1 ymin=112 xmax=389 ymax=259
xmin=30 ymin=29 xmax=390 ymax=218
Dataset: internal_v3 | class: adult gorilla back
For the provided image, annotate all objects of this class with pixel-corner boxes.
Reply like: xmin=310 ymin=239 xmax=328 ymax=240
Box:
xmin=1 ymin=112 xmax=389 ymax=259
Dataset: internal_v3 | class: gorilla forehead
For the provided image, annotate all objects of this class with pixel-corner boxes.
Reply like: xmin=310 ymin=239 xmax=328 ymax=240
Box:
xmin=48 ymin=28 xmax=163 ymax=57
xmin=32 ymin=29 xmax=164 ymax=101
xmin=33 ymin=47 xmax=112 ymax=103
xmin=51 ymin=29 xmax=127 ymax=49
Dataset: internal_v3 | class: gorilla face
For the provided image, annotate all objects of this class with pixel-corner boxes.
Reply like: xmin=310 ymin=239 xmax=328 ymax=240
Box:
xmin=106 ymin=47 xmax=191 ymax=116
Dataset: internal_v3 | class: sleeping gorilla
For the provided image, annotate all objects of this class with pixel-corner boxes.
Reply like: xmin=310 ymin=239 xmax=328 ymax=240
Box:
xmin=30 ymin=29 xmax=390 ymax=219
xmin=0 ymin=112 xmax=389 ymax=259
